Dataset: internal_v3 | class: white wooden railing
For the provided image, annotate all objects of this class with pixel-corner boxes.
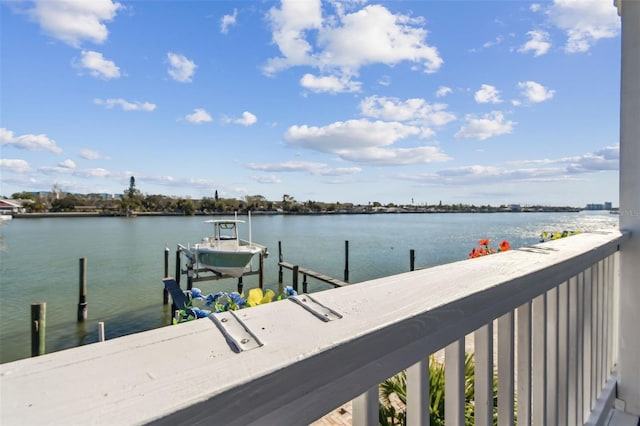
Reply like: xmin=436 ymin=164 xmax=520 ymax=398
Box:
xmin=0 ymin=230 xmax=628 ymax=425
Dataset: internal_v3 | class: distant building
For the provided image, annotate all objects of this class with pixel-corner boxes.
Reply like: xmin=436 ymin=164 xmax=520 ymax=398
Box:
xmin=0 ymin=199 xmax=26 ymax=215
xmin=585 ymin=202 xmax=613 ymax=210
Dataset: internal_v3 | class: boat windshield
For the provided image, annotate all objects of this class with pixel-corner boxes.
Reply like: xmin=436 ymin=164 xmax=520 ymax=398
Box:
xmin=215 ymin=222 xmax=238 ymax=240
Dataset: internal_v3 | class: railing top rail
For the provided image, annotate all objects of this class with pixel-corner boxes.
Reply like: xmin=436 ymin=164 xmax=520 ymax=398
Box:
xmin=0 ymin=230 xmax=627 ymax=426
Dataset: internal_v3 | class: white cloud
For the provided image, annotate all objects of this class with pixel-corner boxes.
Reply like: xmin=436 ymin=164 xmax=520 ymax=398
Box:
xmin=455 ymin=112 xmax=515 ymax=140
xmin=518 ymin=81 xmax=555 ymax=103
xmin=252 ymin=174 xmax=282 ymax=184
xmin=286 ymin=119 xmax=420 ymax=153
xmin=79 ymin=149 xmax=106 ymax=160
xmin=548 ymin=0 xmax=620 ymax=53
xmin=220 ymin=8 xmax=237 ymax=34
xmin=0 ymin=128 xmax=63 ymax=153
xmin=0 ymin=159 xmax=32 ymax=173
xmin=264 ymin=2 xmax=442 ymax=92
xmin=284 ymin=119 xmax=451 ymax=165
xmin=263 ymin=0 xmax=322 ymax=74
xmin=436 ymin=86 xmax=452 ymax=97
xmin=185 ymin=108 xmax=212 ymax=124
xmin=234 ymin=111 xmax=258 ymax=126
xmin=414 ymin=145 xmax=620 ymax=186
xmin=509 ymin=145 xmax=619 ymax=173
xmin=59 ymin=159 xmax=76 ymax=169
xmin=26 ymin=0 xmax=122 ymax=47
xmin=300 ymin=73 xmax=361 ymax=93
xmin=359 ymin=96 xmax=456 ymax=128
xmin=317 ymin=5 xmax=442 ymax=73
xmin=246 ymin=161 xmax=362 ymax=176
xmin=75 ymin=50 xmax=120 ymax=79
xmin=167 ymin=52 xmax=196 ymax=83
xmin=474 ymin=84 xmax=502 ymax=104
xmin=94 ymin=98 xmax=156 ymax=111
xmin=338 ymin=146 xmax=451 ymax=166
xmin=482 ymin=35 xmax=504 ymax=49
xmin=530 ymin=4 xmax=542 ymax=12
xmin=519 ymin=30 xmax=551 ymax=57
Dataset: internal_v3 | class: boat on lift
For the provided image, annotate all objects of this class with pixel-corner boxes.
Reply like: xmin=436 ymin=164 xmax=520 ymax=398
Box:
xmin=191 ymin=218 xmax=267 ymax=278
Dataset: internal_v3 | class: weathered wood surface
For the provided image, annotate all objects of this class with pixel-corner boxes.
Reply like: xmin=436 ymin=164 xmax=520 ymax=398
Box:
xmin=279 ymin=261 xmax=348 ymax=287
xmin=0 ymin=231 xmax=626 ymax=426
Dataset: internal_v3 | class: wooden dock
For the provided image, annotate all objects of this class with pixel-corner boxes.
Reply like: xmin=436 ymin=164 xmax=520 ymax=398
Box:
xmin=278 ymin=261 xmax=348 ymax=288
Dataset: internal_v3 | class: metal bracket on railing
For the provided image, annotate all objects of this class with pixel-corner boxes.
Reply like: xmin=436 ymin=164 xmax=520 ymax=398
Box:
xmin=289 ymin=294 xmax=343 ymax=322
xmin=209 ymin=310 xmax=263 ymax=353
xmin=517 ymin=246 xmax=558 ymax=254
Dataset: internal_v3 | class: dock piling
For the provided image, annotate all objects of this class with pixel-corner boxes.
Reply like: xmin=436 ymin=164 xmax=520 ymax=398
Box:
xmin=344 ymin=240 xmax=349 ymax=282
xmin=31 ymin=302 xmax=46 ymax=357
xmin=77 ymin=257 xmax=88 ymax=322
xmin=163 ymin=248 xmax=170 ymax=304
xmin=410 ymin=249 xmax=416 ymax=271
xmin=98 ymin=322 xmax=105 ymax=342
xmin=292 ymin=265 xmax=299 ymax=292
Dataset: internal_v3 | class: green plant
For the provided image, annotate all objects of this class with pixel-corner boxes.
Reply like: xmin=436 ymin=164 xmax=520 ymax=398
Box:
xmin=379 ymin=353 xmax=505 ymax=426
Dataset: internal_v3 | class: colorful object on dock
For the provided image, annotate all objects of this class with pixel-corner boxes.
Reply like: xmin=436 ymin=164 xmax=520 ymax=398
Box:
xmin=539 ymin=230 xmax=582 ymax=242
xmin=469 ymin=238 xmax=510 ymax=258
xmin=164 ymin=278 xmax=298 ymax=324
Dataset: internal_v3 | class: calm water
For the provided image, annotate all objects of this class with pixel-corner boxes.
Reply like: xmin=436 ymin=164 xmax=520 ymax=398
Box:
xmin=0 ymin=211 xmax=617 ymax=363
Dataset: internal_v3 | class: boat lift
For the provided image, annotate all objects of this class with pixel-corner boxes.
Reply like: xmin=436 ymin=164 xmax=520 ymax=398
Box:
xmin=164 ymin=243 xmax=265 ymax=298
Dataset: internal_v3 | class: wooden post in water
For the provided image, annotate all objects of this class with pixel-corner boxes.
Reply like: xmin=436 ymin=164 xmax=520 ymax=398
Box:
xmin=175 ymin=248 xmax=181 ymax=287
xmin=31 ymin=302 xmax=46 ymax=357
xmin=186 ymin=263 xmax=193 ymax=291
xmin=77 ymin=257 xmax=88 ymax=322
xmin=237 ymin=276 xmax=243 ymax=294
xmin=344 ymin=240 xmax=350 ymax=282
xmin=278 ymin=241 xmax=283 ymax=285
xmin=410 ymin=249 xmax=416 ymax=271
xmin=259 ymin=253 xmax=264 ymax=290
xmin=292 ymin=265 xmax=299 ymax=292
xmin=98 ymin=322 xmax=105 ymax=342
xmin=163 ymin=248 xmax=170 ymax=305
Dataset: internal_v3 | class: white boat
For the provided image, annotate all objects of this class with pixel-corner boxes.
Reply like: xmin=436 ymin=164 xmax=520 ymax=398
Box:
xmin=192 ymin=219 xmax=267 ymax=278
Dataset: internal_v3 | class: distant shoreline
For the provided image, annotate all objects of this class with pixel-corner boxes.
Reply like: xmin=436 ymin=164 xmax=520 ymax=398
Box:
xmin=11 ymin=208 xmax=584 ymax=219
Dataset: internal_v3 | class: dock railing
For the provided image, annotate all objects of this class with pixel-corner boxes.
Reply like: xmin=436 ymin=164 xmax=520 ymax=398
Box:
xmin=0 ymin=230 xmax=628 ymax=425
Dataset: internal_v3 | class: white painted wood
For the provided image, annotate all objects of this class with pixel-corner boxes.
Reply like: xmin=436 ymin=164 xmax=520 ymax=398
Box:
xmin=591 ymin=265 xmax=599 ymax=407
xmin=568 ymin=277 xmax=579 ymax=426
xmin=584 ymin=377 xmax=618 ymax=426
xmin=516 ymin=302 xmax=532 ymax=426
xmin=353 ymin=386 xmax=378 ymax=426
xmin=0 ymin=231 xmax=626 ymax=426
xmin=577 ymin=271 xmax=585 ymax=425
xmin=596 ymin=261 xmax=604 ymax=392
xmin=618 ymin=0 xmax=640 ymax=414
xmin=546 ymin=287 xmax=559 ymax=425
xmin=407 ymin=359 xmax=429 ymax=426
xmin=474 ymin=323 xmax=493 ymax=426
xmin=584 ymin=266 xmax=594 ymax=419
xmin=445 ymin=338 xmax=465 ymax=426
xmin=558 ymin=281 xmax=569 ymax=425
xmin=497 ymin=311 xmax=514 ymax=426
xmin=531 ymin=293 xmax=547 ymax=426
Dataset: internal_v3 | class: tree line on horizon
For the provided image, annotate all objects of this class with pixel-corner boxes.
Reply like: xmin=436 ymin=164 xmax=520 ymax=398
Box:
xmin=6 ymin=177 xmax=580 ymax=215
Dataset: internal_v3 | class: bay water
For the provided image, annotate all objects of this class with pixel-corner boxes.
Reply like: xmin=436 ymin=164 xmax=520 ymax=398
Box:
xmin=0 ymin=211 xmax=617 ymax=363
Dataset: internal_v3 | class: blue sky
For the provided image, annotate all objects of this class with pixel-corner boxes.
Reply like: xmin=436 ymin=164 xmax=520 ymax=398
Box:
xmin=0 ymin=0 xmax=622 ymax=207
